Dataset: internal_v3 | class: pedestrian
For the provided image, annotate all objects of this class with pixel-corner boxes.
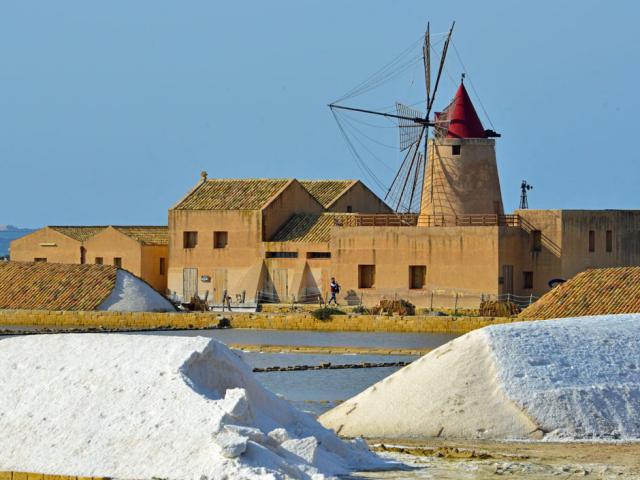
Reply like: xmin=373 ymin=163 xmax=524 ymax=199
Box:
xmin=328 ymin=277 xmax=340 ymax=305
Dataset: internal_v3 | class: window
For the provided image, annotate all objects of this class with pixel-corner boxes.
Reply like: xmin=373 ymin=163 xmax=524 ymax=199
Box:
xmin=266 ymin=251 xmax=298 ymax=258
xmin=307 ymin=252 xmax=331 ymax=259
xmin=523 ymin=271 xmax=534 ymax=289
xmin=33 ymin=257 xmax=47 ymax=262
xmin=95 ymin=257 xmax=104 ymax=265
xmin=346 ymin=205 xmax=353 ymax=213
xmin=452 ymin=144 xmax=461 ymax=155
xmin=159 ymin=257 xmax=166 ymax=275
xmin=183 ymin=231 xmax=198 ymax=249
xmin=358 ymin=265 xmax=375 ymax=289
xmin=606 ymin=230 xmax=613 ymax=253
xmin=588 ymin=230 xmax=595 ymax=252
xmin=113 ymin=257 xmax=122 ymax=268
xmin=531 ymin=230 xmax=542 ymax=252
xmin=214 ymin=231 xmax=228 ymax=249
xmin=409 ymin=265 xmax=426 ymax=289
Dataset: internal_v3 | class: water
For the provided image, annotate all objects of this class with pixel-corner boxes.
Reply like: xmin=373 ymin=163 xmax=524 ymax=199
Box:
xmin=138 ymin=328 xmax=458 ymax=350
xmin=137 ymin=328 xmax=456 ymax=415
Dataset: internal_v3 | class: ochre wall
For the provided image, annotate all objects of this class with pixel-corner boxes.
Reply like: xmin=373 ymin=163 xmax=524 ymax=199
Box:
xmin=83 ymin=227 xmax=142 ymax=273
xmin=330 ymin=226 xmax=500 ymax=308
xmin=140 ymin=245 xmax=169 ymax=293
xmin=418 ymin=138 xmax=504 ymax=223
xmin=0 ymin=309 xmax=518 ymax=333
xmin=261 ymin=180 xmax=323 ymax=241
xmin=9 ymin=228 xmax=82 ymax=264
xmin=168 ymin=209 xmax=265 ymax=302
xmin=328 ymin=181 xmax=393 ymax=213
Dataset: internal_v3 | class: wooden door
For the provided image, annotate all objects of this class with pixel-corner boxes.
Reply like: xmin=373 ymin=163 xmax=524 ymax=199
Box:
xmin=502 ymin=265 xmax=514 ymax=295
xmin=271 ymin=268 xmax=289 ymax=303
xmin=183 ymin=268 xmax=198 ymax=301
xmin=212 ymin=268 xmax=228 ymax=303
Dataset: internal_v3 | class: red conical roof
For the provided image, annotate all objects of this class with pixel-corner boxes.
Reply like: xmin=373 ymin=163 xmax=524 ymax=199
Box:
xmin=445 ymin=83 xmax=486 ymax=139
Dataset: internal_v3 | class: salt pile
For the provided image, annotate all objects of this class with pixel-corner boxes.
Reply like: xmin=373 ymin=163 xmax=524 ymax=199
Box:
xmin=98 ymin=269 xmax=176 ymax=312
xmin=0 ymin=334 xmax=389 ymax=479
xmin=320 ymin=314 xmax=640 ymax=442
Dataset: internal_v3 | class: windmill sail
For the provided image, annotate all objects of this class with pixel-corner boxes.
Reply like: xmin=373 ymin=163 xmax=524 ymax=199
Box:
xmin=395 ymin=102 xmax=425 ymax=151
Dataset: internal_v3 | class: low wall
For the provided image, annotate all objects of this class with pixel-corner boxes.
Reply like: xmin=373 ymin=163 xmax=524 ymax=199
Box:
xmin=0 ymin=472 xmax=107 ymax=480
xmin=0 ymin=310 xmax=520 ymax=334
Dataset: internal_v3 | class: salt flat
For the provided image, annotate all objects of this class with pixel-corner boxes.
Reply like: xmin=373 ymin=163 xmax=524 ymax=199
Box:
xmin=320 ymin=314 xmax=640 ymax=441
xmin=0 ymin=333 xmax=390 ymax=479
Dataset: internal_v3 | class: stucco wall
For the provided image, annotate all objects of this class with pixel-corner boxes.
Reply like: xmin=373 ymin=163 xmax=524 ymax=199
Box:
xmin=330 ymin=226 xmax=500 ymax=307
xmin=83 ymin=227 xmax=142 ymax=273
xmin=9 ymin=228 xmax=82 ymax=264
xmin=261 ymin=180 xmax=323 ymax=241
xmin=140 ymin=245 xmax=169 ymax=293
xmin=560 ymin=210 xmax=640 ymax=279
xmin=419 ymin=138 xmax=503 ymax=223
xmin=328 ymin=182 xmax=392 ymax=213
xmin=168 ymin=209 xmax=265 ymax=301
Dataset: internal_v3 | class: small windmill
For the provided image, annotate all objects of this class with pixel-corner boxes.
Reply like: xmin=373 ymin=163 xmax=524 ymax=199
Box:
xmin=329 ymin=22 xmax=456 ymax=213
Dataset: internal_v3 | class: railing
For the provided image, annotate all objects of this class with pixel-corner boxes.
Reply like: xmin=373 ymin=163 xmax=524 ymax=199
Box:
xmin=334 ymin=213 xmax=521 ymax=228
xmin=336 ymin=214 xmax=419 ymax=227
xmin=419 ymin=214 xmax=520 ymax=227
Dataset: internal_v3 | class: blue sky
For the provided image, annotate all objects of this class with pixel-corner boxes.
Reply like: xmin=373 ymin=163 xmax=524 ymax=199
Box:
xmin=0 ymin=1 xmax=638 ymax=227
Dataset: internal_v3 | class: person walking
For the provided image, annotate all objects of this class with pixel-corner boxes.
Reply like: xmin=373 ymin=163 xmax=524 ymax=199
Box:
xmin=328 ymin=277 xmax=340 ymax=305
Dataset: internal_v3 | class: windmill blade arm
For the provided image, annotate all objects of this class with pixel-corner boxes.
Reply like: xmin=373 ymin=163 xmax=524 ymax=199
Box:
xmin=426 ymin=21 xmax=455 ymax=117
xmin=329 ymin=104 xmax=432 ymax=125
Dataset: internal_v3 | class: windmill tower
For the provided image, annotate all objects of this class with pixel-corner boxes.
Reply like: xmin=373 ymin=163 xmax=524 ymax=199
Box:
xmin=329 ymin=22 xmax=503 ymax=223
xmin=418 ymin=80 xmax=504 ymax=225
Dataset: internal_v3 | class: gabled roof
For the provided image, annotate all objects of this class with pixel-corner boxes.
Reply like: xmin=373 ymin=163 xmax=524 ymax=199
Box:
xmin=174 ymin=179 xmax=292 ymax=210
xmin=441 ymin=82 xmax=486 ymax=139
xmin=519 ymin=267 xmax=640 ymax=319
xmin=299 ymin=180 xmax=357 ymax=209
xmin=49 ymin=226 xmax=108 ymax=242
xmin=270 ymin=213 xmax=358 ymax=243
xmin=0 ymin=261 xmax=117 ymax=311
xmin=112 ymin=226 xmax=168 ymax=246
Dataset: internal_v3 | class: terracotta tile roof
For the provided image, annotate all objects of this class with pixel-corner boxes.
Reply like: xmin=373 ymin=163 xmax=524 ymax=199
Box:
xmin=0 ymin=261 xmax=117 ymax=311
xmin=519 ymin=267 xmax=640 ymax=319
xmin=299 ymin=180 xmax=355 ymax=208
xmin=49 ymin=226 xmax=107 ymax=242
xmin=112 ymin=226 xmax=168 ymax=246
xmin=174 ymin=179 xmax=291 ymax=210
xmin=271 ymin=213 xmax=358 ymax=243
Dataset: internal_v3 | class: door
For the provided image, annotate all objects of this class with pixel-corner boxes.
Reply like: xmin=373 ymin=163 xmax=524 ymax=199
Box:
xmin=271 ymin=268 xmax=289 ymax=303
xmin=502 ymin=265 xmax=514 ymax=295
xmin=212 ymin=268 xmax=228 ymax=303
xmin=183 ymin=268 xmax=198 ymax=301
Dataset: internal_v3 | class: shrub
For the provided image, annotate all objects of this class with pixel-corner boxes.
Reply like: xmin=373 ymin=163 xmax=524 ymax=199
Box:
xmin=352 ymin=305 xmax=370 ymax=315
xmin=370 ymin=299 xmax=416 ymax=316
xmin=311 ymin=307 xmax=346 ymax=320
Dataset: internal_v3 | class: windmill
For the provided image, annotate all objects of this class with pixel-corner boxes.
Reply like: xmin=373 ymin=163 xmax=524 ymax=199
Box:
xmin=329 ymin=22 xmax=456 ymax=214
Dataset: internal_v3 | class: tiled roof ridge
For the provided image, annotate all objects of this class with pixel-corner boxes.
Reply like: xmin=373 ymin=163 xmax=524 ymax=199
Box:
xmin=519 ymin=266 xmax=640 ymax=320
xmin=0 ymin=261 xmax=118 ymax=311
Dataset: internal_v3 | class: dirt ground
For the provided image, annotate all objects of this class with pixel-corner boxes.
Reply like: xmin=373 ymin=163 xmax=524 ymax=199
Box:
xmin=352 ymin=438 xmax=640 ymax=479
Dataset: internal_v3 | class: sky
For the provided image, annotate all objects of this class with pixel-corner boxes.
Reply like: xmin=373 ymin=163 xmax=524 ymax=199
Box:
xmin=0 ymin=0 xmax=638 ymax=227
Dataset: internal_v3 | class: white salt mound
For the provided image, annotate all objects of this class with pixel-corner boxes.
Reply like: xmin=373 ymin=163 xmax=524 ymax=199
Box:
xmin=97 ymin=269 xmax=175 ymax=312
xmin=320 ymin=314 xmax=640 ymax=442
xmin=0 ymin=334 xmax=389 ymax=479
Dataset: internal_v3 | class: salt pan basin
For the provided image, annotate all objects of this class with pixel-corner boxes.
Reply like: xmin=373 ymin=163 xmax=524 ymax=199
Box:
xmin=320 ymin=314 xmax=640 ymax=442
xmin=0 ymin=334 xmax=389 ymax=479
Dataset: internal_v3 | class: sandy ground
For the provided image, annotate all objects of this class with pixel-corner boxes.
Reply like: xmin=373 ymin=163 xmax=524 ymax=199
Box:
xmin=352 ymin=439 xmax=640 ymax=479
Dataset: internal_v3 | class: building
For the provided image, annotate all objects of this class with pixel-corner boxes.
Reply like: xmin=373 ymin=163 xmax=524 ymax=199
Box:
xmin=11 ymin=226 xmax=168 ymax=293
xmin=0 ymin=261 xmax=175 ymax=312
xmin=167 ymin=177 xmax=390 ymax=303
xmin=167 ymin=82 xmax=640 ymax=308
xmin=10 ymin=82 xmax=640 ymax=309
xmin=518 ymin=266 xmax=640 ymax=319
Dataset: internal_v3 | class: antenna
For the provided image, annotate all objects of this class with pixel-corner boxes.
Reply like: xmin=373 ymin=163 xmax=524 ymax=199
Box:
xmin=519 ymin=180 xmax=533 ymax=209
